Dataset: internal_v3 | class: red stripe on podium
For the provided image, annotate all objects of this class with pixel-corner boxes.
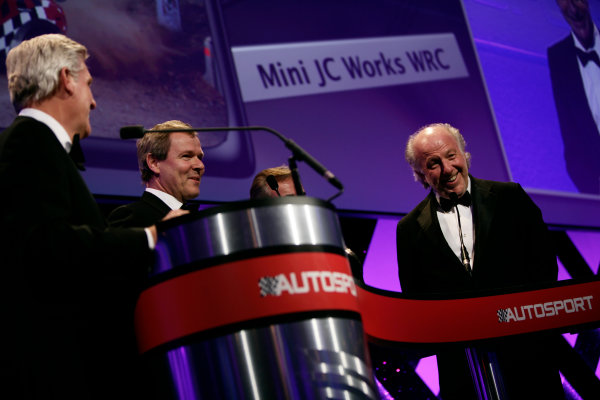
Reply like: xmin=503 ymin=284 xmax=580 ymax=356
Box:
xmin=135 ymin=252 xmax=358 ymax=354
xmin=136 ymin=250 xmax=600 ymax=353
xmin=358 ymin=280 xmax=600 ymax=344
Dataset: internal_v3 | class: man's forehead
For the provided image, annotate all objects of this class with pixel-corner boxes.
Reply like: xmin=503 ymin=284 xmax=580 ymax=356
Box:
xmin=169 ymin=133 xmax=202 ymax=149
xmin=170 ymin=132 xmax=200 ymax=143
xmin=416 ymin=129 xmax=456 ymax=150
xmin=420 ymin=125 xmax=451 ymax=138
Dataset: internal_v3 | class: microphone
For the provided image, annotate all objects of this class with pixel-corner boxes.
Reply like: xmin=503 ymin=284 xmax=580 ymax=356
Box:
xmin=119 ymin=125 xmax=344 ymax=191
xmin=283 ymin=138 xmax=343 ymax=190
xmin=266 ymin=175 xmax=281 ymax=197
xmin=119 ymin=125 xmax=146 ymax=140
xmin=449 ymin=192 xmax=472 ymax=275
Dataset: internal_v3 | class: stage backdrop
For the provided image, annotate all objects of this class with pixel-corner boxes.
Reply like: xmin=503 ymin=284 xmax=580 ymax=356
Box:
xmin=0 ymin=0 xmax=598 ymax=227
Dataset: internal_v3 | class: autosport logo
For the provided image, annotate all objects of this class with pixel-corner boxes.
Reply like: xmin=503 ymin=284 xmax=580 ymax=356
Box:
xmin=258 ymin=271 xmax=357 ymax=297
xmin=497 ymin=295 xmax=594 ymax=323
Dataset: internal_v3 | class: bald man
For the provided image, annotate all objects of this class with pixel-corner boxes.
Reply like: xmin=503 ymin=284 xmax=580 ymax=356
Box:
xmin=397 ymin=123 xmax=563 ymax=399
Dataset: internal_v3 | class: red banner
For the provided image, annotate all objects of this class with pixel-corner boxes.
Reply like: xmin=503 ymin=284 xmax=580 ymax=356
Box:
xmin=358 ymin=281 xmax=599 ymax=344
xmin=135 ymin=251 xmax=600 ymax=354
xmin=135 ymin=252 xmax=359 ymax=354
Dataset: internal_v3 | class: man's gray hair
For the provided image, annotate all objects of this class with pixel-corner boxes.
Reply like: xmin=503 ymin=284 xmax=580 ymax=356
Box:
xmin=405 ymin=122 xmax=471 ymax=188
xmin=6 ymin=34 xmax=88 ymax=112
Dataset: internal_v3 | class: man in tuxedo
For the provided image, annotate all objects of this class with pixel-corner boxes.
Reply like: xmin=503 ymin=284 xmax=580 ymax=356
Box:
xmin=249 ymin=165 xmax=365 ymax=280
xmin=108 ymin=120 xmax=205 ymax=228
xmin=0 ymin=34 xmax=186 ymax=399
xmin=547 ymin=0 xmax=600 ymax=194
xmin=396 ymin=123 xmax=564 ymax=399
xmin=250 ymin=165 xmax=298 ymax=198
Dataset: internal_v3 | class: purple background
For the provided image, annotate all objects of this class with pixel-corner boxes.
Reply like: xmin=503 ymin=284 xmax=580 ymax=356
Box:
xmin=7 ymin=1 xmax=594 ymax=397
xmin=2 ymin=1 xmax=596 ymax=226
xmin=74 ymin=0 xmax=600 ymax=295
xmin=200 ymin=0 xmax=512 ymax=215
xmin=60 ymin=0 xmax=599 ymax=228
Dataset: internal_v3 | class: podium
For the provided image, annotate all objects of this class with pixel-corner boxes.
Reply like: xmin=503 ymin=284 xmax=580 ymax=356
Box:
xmin=358 ymin=277 xmax=600 ymax=399
xmin=134 ymin=196 xmax=378 ymax=399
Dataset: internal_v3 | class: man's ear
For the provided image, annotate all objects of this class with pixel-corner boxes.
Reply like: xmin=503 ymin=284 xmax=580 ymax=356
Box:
xmin=415 ymin=171 xmax=427 ymax=187
xmin=60 ymin=67 xmax=74 ymax=95
xmin=147 ymin=153 xmax=160 ymax=175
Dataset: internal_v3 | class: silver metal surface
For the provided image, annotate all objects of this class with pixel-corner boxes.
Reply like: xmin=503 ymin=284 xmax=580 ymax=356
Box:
xmin=153 ymin=197 xmax=345 ymax=274
xmin=142 ymin=197 xmax=377 ymax=399
xmin=148 ymin=317 xmax=378 ymax=399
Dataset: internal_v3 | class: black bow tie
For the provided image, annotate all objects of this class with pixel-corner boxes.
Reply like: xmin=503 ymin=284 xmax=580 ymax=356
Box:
xmin=181 ymin=202 xmax=199 ymax=211
xmin=69 ymin=134 xmax=86 ymax=171
xmin=576 ymin=48 xmax=600 ymax=67
xmin=439 ymin=191 xmax=471 ymax=212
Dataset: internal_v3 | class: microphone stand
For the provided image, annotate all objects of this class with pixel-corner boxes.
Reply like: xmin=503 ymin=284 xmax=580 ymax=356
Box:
xmin=122 ymin=125 xmax=344 ymax=202
xmin=288 ymin=156 xmax=305 ymax=196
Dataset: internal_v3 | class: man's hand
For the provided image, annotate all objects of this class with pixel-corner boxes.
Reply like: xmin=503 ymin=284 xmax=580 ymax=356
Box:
xmin=147 ymin=209 xmax=190 ymax=244
xmin=162 ymin=209 xmax=189 ymax=221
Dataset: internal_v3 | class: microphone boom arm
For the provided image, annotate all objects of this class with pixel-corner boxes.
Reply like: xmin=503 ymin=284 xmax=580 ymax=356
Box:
xmin=121 ymin=125 xmax=344 ymax=196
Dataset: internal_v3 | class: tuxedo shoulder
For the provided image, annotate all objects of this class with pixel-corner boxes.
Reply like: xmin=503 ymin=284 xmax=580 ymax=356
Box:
xmin=107 ymin=200 xmax=146 ymax=217
xmin=110 ymin=200 xmax=146 ymax=214
xmin=108 ymin=203 xmax=135 ymax=218
xmin=473 ymin=178 xmax=527 ymax=204
xmin=1 ymin=117 xmax=53 ymax=143
xmin=547 ymin=34 xmax=571 ymax=53
xmin=398 ymin=195 xmax=430 ymax=226
xmin=473 ymin=177 xmax=519 ymax=190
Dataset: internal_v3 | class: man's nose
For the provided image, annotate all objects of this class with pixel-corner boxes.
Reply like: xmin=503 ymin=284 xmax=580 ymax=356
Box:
xmin=440 ymin=158 xmax=453 ymax=174
xmin=193 ymin=158 xmax=205 ymax=174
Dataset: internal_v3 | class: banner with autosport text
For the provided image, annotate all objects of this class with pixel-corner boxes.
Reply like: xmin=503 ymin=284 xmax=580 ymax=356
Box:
xmin=358 ymin=281 xmax=599 ymax=345
xmin=135 ymin=251 xmax=359 ymax=354
xmin=134 ymin=252 xmax=599 ymax=354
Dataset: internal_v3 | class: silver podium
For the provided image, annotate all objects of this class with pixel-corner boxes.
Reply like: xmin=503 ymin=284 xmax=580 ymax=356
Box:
xmin=134 ymin=196 xmax=378 ymax=399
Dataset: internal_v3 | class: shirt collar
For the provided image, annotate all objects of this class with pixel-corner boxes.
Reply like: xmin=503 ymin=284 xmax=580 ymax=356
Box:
xmin=572 ymin=23 xmax=600 ymax=53
xmin=145 ymin=188 xmax=183 ymax=210
xmin=19 ymin=108 xmax=72 ymax=152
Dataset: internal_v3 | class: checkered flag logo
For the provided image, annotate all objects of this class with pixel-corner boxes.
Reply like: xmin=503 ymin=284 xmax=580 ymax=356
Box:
xmin=0 ymin=1 xmax=67 ymax=58
xmin=258 ymin=276 xmax=281 ymax=297
xmin=497 ymin=308 xmax=509 ymax=323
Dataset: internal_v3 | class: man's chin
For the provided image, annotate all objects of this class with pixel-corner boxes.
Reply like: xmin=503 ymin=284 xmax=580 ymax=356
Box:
xmin=440 ymin=186 xmax=465 ymax=198
xmin=185 ymin=191 xmax=200 ymax=200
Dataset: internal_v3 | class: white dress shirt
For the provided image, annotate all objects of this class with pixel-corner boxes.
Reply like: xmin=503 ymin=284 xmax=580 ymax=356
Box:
xmin=572 ymin=24 xmax=600 ymax=134
xmin=435 ymin=178 xmax=475 ymax=270
xmin=145 ymin=188 xmax=183 ymax=210
xmin=19 ymin=108 xmax=72 ymax=151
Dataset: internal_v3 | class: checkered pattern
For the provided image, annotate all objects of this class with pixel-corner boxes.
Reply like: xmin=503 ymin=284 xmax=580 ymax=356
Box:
xmin=258 ymin=276 xmax=280 ymax=297
xmin=497 ymin=308 xmax=509 ymax=323
xmin=0 ymin=0 xmax=66 ymax=57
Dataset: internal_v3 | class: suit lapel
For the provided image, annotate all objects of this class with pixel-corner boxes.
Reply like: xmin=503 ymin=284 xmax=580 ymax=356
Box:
xmin=563 ymin=36 xmax=591 ymax=110
xmin=470 ymin=177 xmax=496 ymax=271
xmin=27 ymin=117 xmax=105 ymax=227
xmin=141 ymin=191 xmax=172 ymax=218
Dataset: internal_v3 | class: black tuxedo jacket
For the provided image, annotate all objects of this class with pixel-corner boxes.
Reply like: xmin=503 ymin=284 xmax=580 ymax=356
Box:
xmin=108 ymin=191 xmax=172 ymax=228
xmin=397 ymin=176 xmax=557 ymax=296
xmin=548 ymin=34 xmax=600 ymax=194
xmin=0 ymin=116 xmax=152 ymax=399
xmin=396 ymin=176 xmax=562 ymax=399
